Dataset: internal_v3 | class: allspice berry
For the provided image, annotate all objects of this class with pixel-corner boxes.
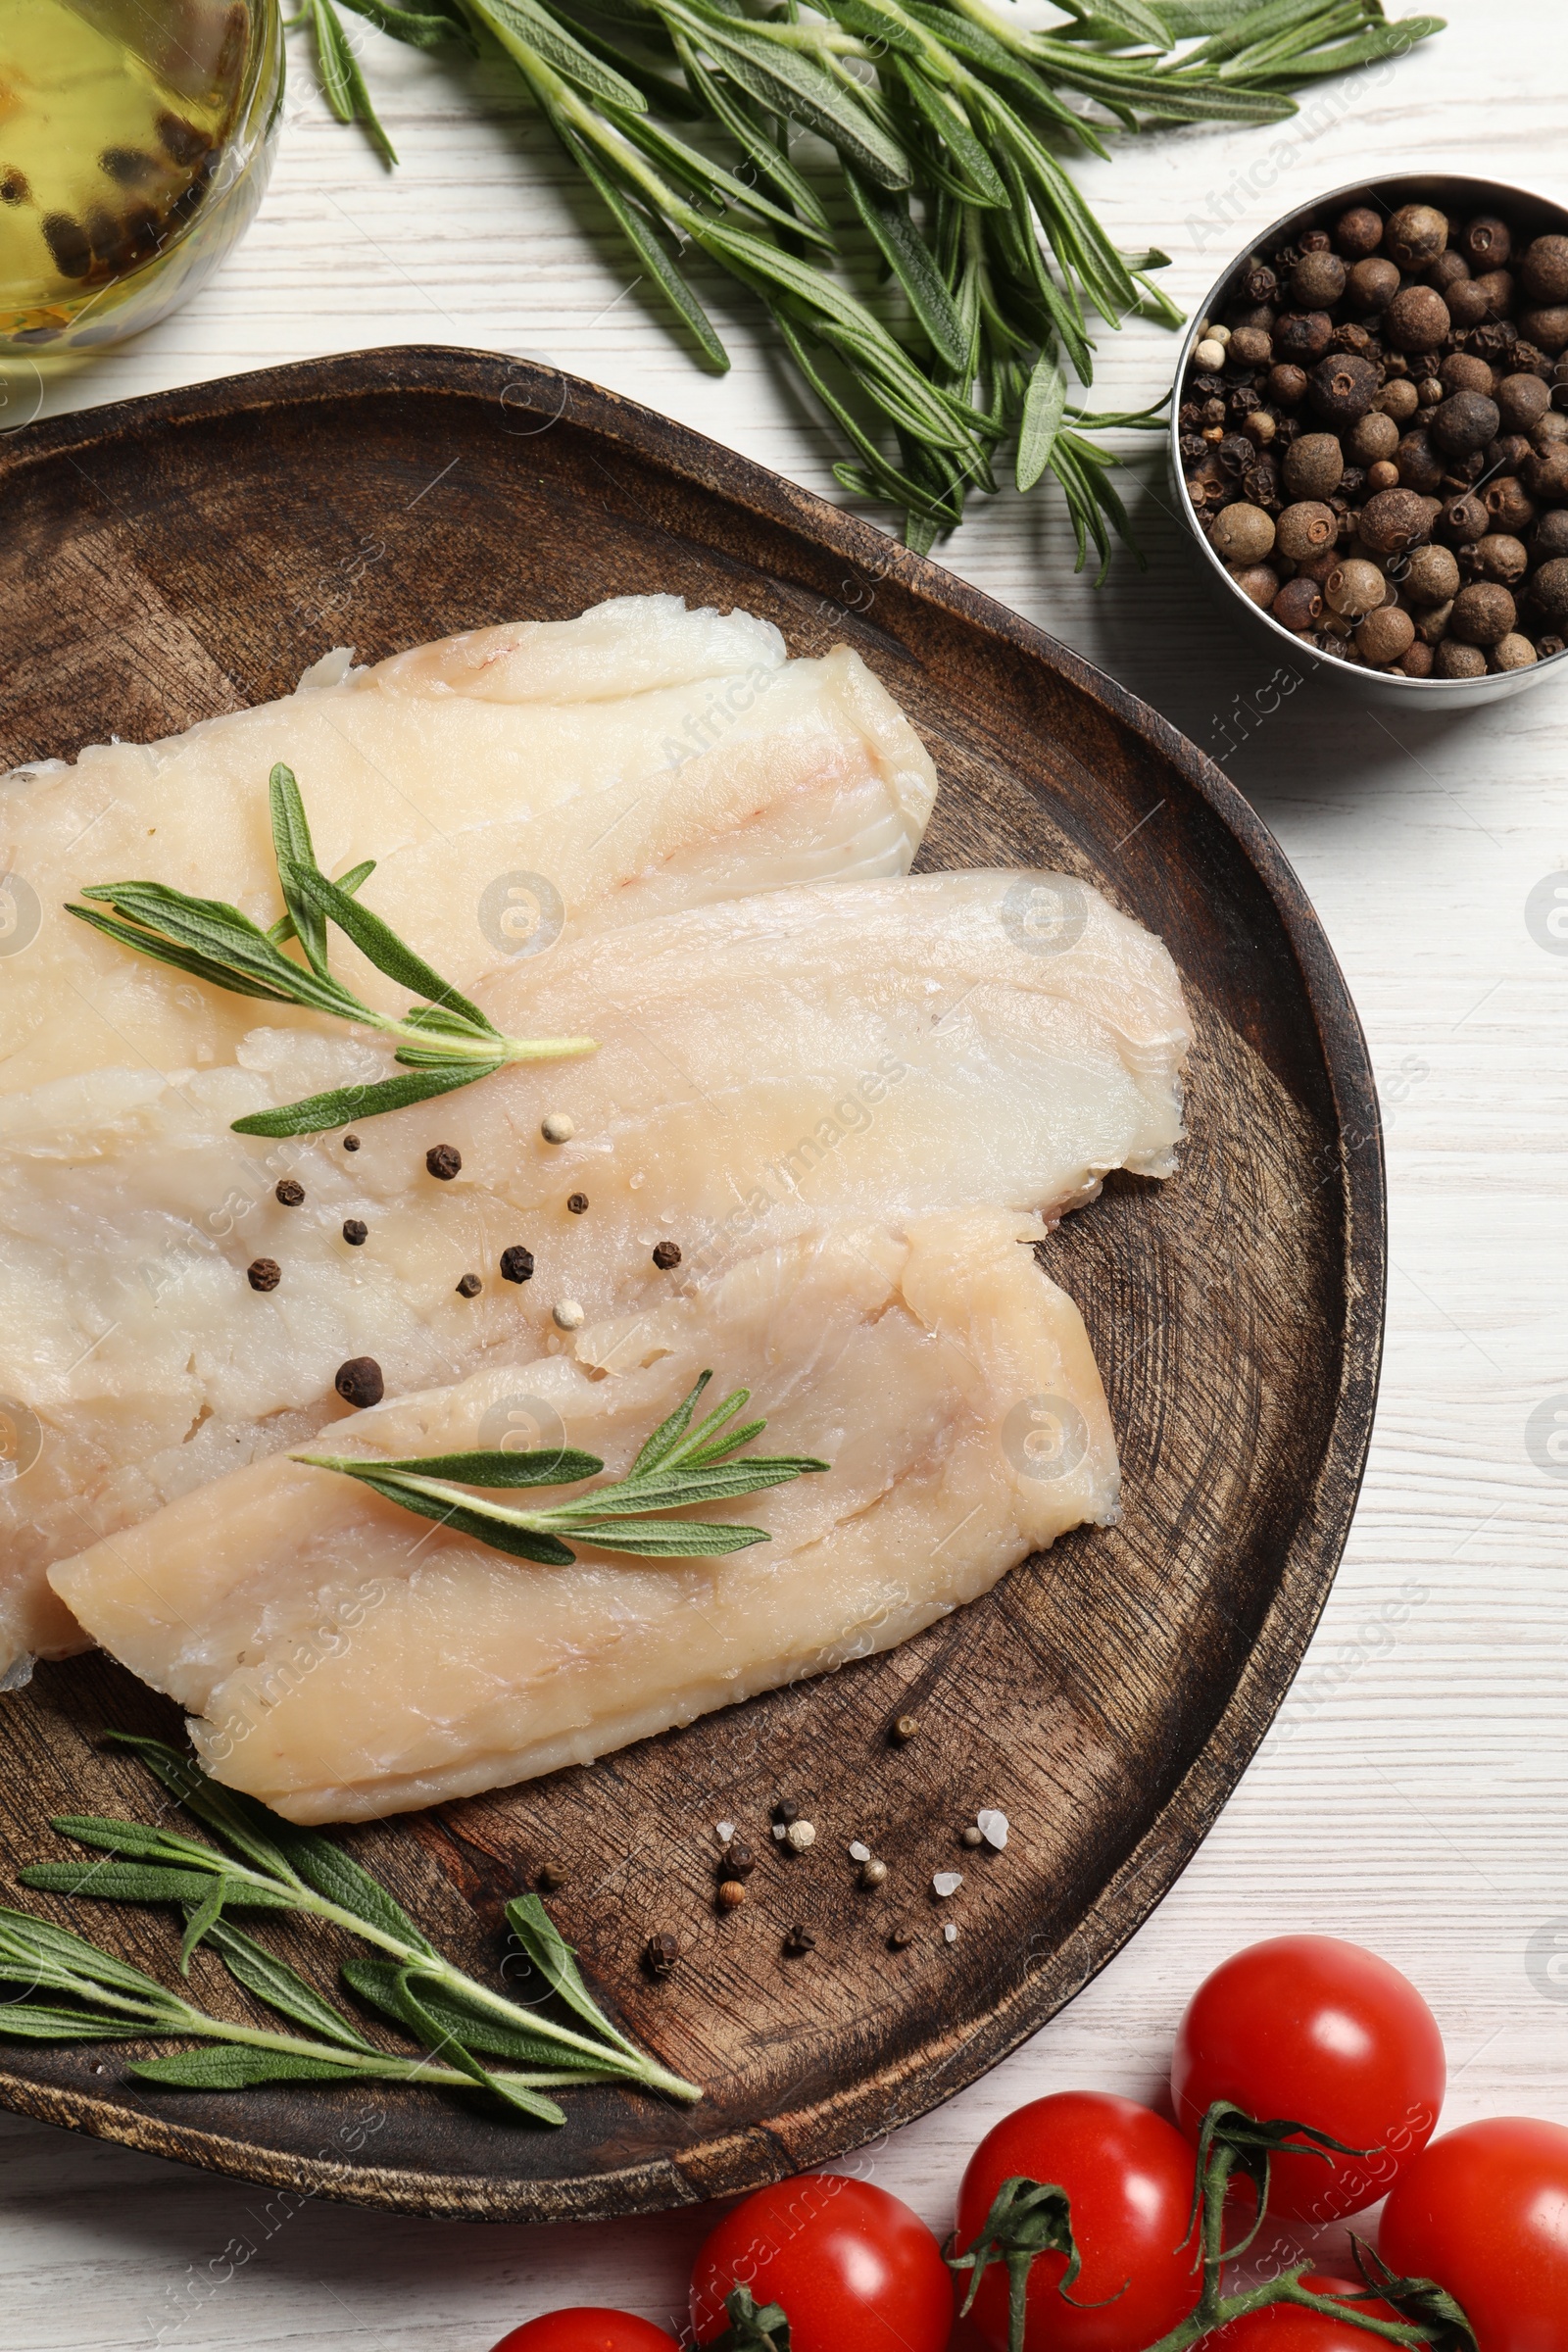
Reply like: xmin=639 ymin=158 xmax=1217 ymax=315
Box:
xmin=1474 ymin=532 xmax=1528 ymax=587
xmin=1336 ymin=205 xmax=1384 ymax=258
xmin=1436 ymin=641 xmax=1487 ymax=679
xmin=1359 ymin=487 xmax=1434 ymax=558
xmin=1399 ymin=641 xmax=1436 ymax=677
xmin=1324 ymin=558 xmax=1387 ymax=618
xmin=1228 ymin=563 xmax=1281 ymax=609
xmin=1449 ymin=582 xmax=1516 ymax=645
xmin=1497 ymin=372 xmax=1550 ymax=431
xmin=1403 ymin=543 xmax=1460 ymax=606
xmin=1292 ymin=251 xmax=1347 ymax=308
xmin=1283 ymin=434 xmax=1344 ymax=501
xmin=1526 ymin=444 xmax=1568 ymax=502
xmin=1532 ymin=512 xmax=1568 ymax=564
xmin=1275 ymin=500 xmax=1339 ymax=562
xmin=1522 ymin=306 xmax=1568 ymax=356
xmin=1518 ymin=234 xmax=1568 ymax=306
xmin=1272 ymin=575 xmax=1324 ymax=632
xmin=1438 ymin=490 xmax=1489 ymax=544
xmin=1348 ymin=256 xmax=1400 ymax=312
xmin=1210 ymin=502 xmax=1276 ymax=564
xmin=1430 ymin=390 xmax=1501 ymax=457
xmin=1308 ymin=350 xmax=1379 ymax=423
xmin=1491 ymin=632 xmax=1538 ymax=670
xmin=1461 ymin=215 xmax=1511 ymax=270
xmin=1267 ymin=363 xmax=1308 ymax=407
xmin=1350 ymin=411 xmax=1400 ymax=466
xmin=1385 ymin=283 xmax=1451 ymax=352
xmin=1471 ymin=269 xmax=1515 ymax=321
xmin=1386 ymin=203 xmax=1448 ymax=272
xmin=1444 ymin=280 xmax=1489 ymax=333
xmin=1441 ymin=352 xmax=1495 ymax=397
xmin=334 ymin=1356 xmax=384 ymax=1409
xmin=1428 ymin=250 xmax=1472 ymax=294
xmin=1354 ymin=606 xmax=1416 ymax=667
xmin=1366 ymin=461 xmax=1399 ymax=493
xmin=1230 ymin=326 xmax=1273 ymax=368
xmin=1396 ymin=428 xmax=1446 ymax=494
xmin=1376 ymin=378 xmax=1420 ymax=423
xmin=1529 ymin=558 xmax=1568 ymax=629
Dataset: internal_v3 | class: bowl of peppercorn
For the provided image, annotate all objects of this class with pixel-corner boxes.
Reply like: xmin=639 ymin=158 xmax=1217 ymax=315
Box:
xmin=1171 ymin=173 xmax=1568 ymax=706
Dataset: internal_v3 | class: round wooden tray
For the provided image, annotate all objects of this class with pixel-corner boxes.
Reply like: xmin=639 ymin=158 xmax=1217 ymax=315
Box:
xmin=0 ymin=348 xmax=1385 ymax=2219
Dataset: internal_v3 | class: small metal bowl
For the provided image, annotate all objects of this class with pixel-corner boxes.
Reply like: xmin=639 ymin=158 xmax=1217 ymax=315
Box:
xmin=1170 ymin=172 xmax=1568 ymax=710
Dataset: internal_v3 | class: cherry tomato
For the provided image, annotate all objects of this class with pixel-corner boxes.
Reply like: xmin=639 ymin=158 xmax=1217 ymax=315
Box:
xmin=690 ymin=2175 xmax=951 ymax=2352
xmin=1208 ymin=2275 xmax=1401 ymax=2346
xmin=1171 ymin=1936 xmax=1445 ymax=2220
xmin=489 ymin=2315 xmax=678 ymax=2351
xmin=954 ymin=2091 xmax=1201 ymax=2350
xmin=1379 ymin=2116 xmax=1568 ymax=2351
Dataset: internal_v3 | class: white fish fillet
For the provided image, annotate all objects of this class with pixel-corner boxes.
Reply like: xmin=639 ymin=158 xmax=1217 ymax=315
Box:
xmin=0 ymin=594 xmax=937 ymax=1097
xmin=51 ymin=1208 xmax=1120 ymax=1822
xmin=0 ymin=870 xmax=1187 ymax=1669
xmin=1 ymin=866 xmax=1186 ymax=1665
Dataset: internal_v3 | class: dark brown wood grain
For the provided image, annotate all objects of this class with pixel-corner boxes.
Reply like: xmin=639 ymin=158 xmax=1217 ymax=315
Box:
xmin=0 ymin=348 xmax=1385 ymax=2220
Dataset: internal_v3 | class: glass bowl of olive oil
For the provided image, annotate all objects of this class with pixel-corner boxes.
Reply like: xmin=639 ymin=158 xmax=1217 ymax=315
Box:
xmin=0 ymin=1 xmax=283 ymax=354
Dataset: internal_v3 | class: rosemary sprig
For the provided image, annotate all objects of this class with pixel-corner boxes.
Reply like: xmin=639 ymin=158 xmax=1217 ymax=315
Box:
xmin=11 ymin=1737 xmax=700 ymax=2118
xmin=298 ymin=1369 xmax=832 ymax=1562
xmin=66 ymin=766 xmax=596 ymax=1136
xmin=286 ymin=0 xmax=1443 ymax=561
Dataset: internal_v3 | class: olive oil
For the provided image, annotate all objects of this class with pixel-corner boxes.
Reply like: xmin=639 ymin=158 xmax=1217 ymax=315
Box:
xmin=0 ymin=0 xmax=280 ymax=351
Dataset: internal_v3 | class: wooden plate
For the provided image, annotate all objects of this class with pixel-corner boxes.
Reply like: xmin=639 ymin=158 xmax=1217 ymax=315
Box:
xmin=0 ymin=348 xmax=1384 ymax=2220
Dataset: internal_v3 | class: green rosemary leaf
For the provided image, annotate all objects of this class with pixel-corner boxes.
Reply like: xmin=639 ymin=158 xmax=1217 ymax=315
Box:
xmin=65 ymin=904 xmax=305 ymax=1007
xmin=471 ymin=0 xmax=651 ymax=108
xmin=1056 ymin=0 xmax=1172 ymax=42
xmin=294 ymin=1460 xmax=581 ymax=1563
xmin=550 ymin=1458 xmax=827 ymax=1515
xmin=312 ymin=0 xmax=400 ymax=161
xmin=627 ymin=1367 xmax=712 ymax=1475
xmin=607 ymin=99 xmax=826 ymax=242
xmin=284 ymin=864 xmax=494 ymax=1032
xmin=342 ymin=1955 xmax=620 ymax=2070
xmin=268 ymin=762 xmax=330 ymax=975
xmin=557 ymin=121 xmax=732 ymax=369
xmin=268 ymin=858 xmax=375 ymax=951
xmin=103 ymin=1736 xmax=303 ymax=1885
xmin=1016 ymin=346 xmax=1066 ymax=491
xmin=269 ymin=1830 xmax=441 ymax=1961
xmin=1246 ymin=15 xmax=1446 ymax=78
xmin=846 ymin=173 xmax=968 ymax=370
xmin=545 ymin=1516 xmax=774 ymax=1554
xmin=44 ymin=1815 xmax=235 ymax=1872
xmin=203 ymin=1918 xmax=375 ymax=2049
xmin=676 ymin=7 xmax=912 ymax=190
xmin=681 ymin=1416 xmax=767 ymax=1464
xmin=129 ymin=2045 xmax=376 ymax=2088
xmin=503 ymin=1893 xmax=643 ymax=2055
xmin=337 ymin=0 xmax=471 ymax=46
xmin=231 ymin=1061 xmax=504 ymax=1139
xmin=0 ymin=1904 xmax=187 ymax=2004
xmin=178 ymin=1882 xmax=226 ymax=1976
xmin=74 ymin=881 xmax=361 ymax=1018
xmin=386 ymin=1967 xmax=566 ymax=2122
xmin=19 ymin=1862 xmax=297 ymax=1910
xmin=0 ymin=2002 xmax=147 ymax=2042
xmin=671 ymin=33 xmax=835 ymax=233
xmin=332 ymin=1446 xmax=606 ymax=1488
xmin=891 ymin=61 xmax=1006 ymax=205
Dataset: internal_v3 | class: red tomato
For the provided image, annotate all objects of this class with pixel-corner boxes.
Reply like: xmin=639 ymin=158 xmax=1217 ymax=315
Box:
xmin=954 ymin=2091 xmax=1201 ymax=2350
xmin=489 ymin=2316 xmax=678 ymax=2351
xmin=1379 ymin=2116 xmax=1568 ymax=2351
xmin=690 ymin=2175 xmax=950 ymax=2352
xmin=1171 ymin=1936 xmax=1445 ymax=2220
xmin=1208 ymin=2275 xmax=1401 ymax=2346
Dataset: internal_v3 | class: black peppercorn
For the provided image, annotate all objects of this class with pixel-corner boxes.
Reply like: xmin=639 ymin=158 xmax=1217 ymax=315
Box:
xmin=247 ymin=1258 xmax=280 ymax=1294
xmin=335 ymin=1356 xmax=384 ymax=1409
xmin=1218 ymin=432 xmax=1253 ymax=474
xmin=1299 ymin=228 xmax=1333 ymax=255
xmin=456 ymin=1272 xmax=482 ymax=1297
xmin=1330 ymin=320 xmax=1375 ymax=359
xmin=342 ymin=1218 xmax=368 ymax=1247
xmin=1243 ymin=264 xmax=1278 ymax=304
xmin=719 ymin=1840 xmax=757 ymax=1882
xmin=566 ymin=1192 xmax=589 ymax=1214
xmin=652 ymin=1240 xmax=682 ymax=1269
xmin=425 ymin=1144 xmax=462 ymax=1182
xmin=1179 ymin=431 xmax=1207 ymax=465
xmin=499 ymin=1245 xmax=535 ymax=1283
xmin=773 ymin=1799 xmax=800 ymax=1824
xmin=275 ymin=1178 xmax=305 ymax=1207
xmin=643 ymin=1932 xmax=680 ymax=1979
xmin=783 ymin=1924 xmax=816 ymax=1956
xmin=342 ymin=1133 xmax=361 ymax=1152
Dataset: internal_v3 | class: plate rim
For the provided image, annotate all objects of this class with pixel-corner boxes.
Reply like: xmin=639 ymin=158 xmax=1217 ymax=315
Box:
xmin=0 ymin=346 xmax=1387 ymax=2218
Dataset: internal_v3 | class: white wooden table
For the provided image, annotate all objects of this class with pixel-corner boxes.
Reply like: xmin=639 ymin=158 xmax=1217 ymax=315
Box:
xmin=6 ymin=4 xmax=1568 ymax=2342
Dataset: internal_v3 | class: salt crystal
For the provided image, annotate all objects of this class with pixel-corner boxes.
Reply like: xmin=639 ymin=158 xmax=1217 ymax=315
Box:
xmin=772 ymin=1823 xmax=787 ymax=1840
xmin=848 ymin=1840 xmax=871 ymax=1863
xmin=943 ymin=1923 xmax=958 ymax=1943
xmin=932 ymin=1871 xmax=964 ymax=1898
xmin=716 ymin=1821 xmax=735 ymax=1844
xmin=976 ymin=1808 xmax=1009 ymax=1850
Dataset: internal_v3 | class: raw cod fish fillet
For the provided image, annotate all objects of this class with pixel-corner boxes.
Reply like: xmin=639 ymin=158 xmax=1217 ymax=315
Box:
xmin=0 ymin=593 xmax=937 ymax=1097
xmin=51 ymin=1208 xmax=1120 ymax=1822
xmin=0 ymin=869 xmax=1188 ymax=1670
